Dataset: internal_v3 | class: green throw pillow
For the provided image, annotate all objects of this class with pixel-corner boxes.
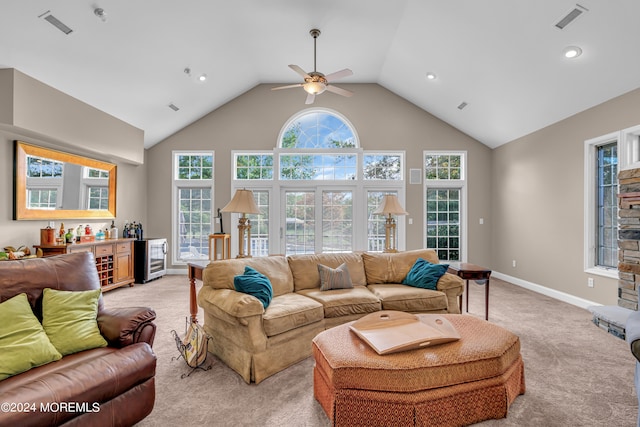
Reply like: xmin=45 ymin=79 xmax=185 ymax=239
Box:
xmin=234 ymin=266 xmax=273 ymax=309
xmin=0 ymin=293 xmax=62 ymax=380
xmin=402 ymin=258 xmax=449 ymax=290
xmin=42 ymin=288 xmax=108 ymax=356
xmin=318 ymin=263 xmax=353 ymax=291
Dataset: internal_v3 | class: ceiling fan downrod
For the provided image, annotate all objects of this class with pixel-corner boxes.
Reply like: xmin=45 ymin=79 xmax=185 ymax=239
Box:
xmin=310 ymin=29 xmax=321 ymax=73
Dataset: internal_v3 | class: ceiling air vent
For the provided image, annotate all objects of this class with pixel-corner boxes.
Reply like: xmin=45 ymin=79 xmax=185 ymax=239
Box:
xmin=457 ymin=102 xmax=468 ymax=110
xmin=555 ymin=4 xmax=588 ymax=30
xmin=168 ymin=103 xmax=180 ymax=112
xmin=39 ymin=11 xmax=73 ymax=35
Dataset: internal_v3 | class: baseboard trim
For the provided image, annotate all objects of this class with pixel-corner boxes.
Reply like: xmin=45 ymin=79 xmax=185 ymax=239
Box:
xmin=491 ymin=271 xmax=601 ymax=310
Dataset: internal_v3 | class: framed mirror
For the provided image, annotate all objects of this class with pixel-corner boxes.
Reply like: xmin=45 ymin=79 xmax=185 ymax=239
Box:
xmin=13 ymin=141 xmax=116 ymax=220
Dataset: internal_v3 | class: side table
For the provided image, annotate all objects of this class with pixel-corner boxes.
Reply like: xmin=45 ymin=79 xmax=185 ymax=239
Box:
xmin=187 ymin=260 xmax=209 ymax=323
xmin=447 ymin=262 xmax=492 ymax=320
xmin=208 ymin=234 xmax=231 ymax=260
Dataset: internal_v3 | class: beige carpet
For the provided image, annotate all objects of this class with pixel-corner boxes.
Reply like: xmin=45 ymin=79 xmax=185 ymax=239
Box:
xmin=103 ymin=274 xmax=638 ymax=426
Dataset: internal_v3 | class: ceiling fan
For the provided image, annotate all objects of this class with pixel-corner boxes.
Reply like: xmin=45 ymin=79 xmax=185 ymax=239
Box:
xmin=272 ymin=29 xmax=353 ymax=105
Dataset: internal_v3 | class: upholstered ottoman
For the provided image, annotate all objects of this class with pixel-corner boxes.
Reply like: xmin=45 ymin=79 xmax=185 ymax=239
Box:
xmin=312 ymin=314 xmax=525 ymax=427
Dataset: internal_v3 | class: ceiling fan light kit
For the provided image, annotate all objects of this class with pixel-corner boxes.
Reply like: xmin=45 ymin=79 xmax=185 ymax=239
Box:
xmin=272 ymin=28 xmax=353 ymax=104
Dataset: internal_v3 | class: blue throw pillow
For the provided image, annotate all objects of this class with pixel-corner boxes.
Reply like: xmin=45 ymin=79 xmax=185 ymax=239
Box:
xmin=402 ymin=258 xmax=449 ymax=290
xmin=234 ymin=266 xmax=273 ymax=309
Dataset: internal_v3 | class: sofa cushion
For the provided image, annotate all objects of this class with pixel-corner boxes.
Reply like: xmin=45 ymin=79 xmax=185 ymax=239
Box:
xmin=367 ymin=284 xmax=448 ymax=312
xmin=362 ymin=249 xmax=441 ymax=284
xmin=0 ymin=293 xmax=62 ymax=380
xmin=203 ymin=256 xmax=294 ymax=297
xmin=288 ymin=253 xmax=366 ymax=291
xmin=263 ymin=293 xmax=324 ymax=337
xmin=234 ymin=266 xmax=273 ymax=309
xmin=297 ymin=287 xmax=381 ymax=318
xmin=402 ymin=258 xmax=449 ymax=290
xmin=318 ymin=263 xmax=354 ymax=291
xmin=42 ymin=288 xmax=108 ymax=356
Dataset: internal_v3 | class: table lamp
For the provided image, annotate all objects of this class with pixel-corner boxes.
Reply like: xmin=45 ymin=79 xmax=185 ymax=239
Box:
xmin=373 ymin=194 xmax=408 ymax=253
xmin=221 ymin=189 xmax=261 ymax=258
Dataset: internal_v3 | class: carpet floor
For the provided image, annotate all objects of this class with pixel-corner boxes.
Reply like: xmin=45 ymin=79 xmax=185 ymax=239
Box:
xmin=103 ymin=274 xmax=638 ymax=426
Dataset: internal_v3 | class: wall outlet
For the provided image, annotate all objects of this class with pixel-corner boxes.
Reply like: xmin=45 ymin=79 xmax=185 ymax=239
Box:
xmin=408 ymin=218 xmax=413 ymax=225
xmin=512 ymin=260 xmax=517 ymax=268
xmin=479 ymin=218 xmax=484 ymax=225
xmin=588 ymin=278 xmax=594 ymax=288
xmin=48 ymin=221 xmax=55 ymax=228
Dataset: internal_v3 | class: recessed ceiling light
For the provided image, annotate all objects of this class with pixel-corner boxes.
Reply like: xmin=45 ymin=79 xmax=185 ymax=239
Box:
xmin=198 ymin=74 xmax=207 ymax=82
xmin=425 ymin=72 xmax=437 ymax=80
xmin=563 ymin=46 xmax=582 ymax=59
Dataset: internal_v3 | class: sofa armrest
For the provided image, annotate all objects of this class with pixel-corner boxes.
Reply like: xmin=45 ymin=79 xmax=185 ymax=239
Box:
xmin=199 ymin=286 xmax=264 ymax=321
xmin=437 ymin=273 xmax=463 ymax=314
xmin=98 ymin=307 xmax=157 ymax=348
xmin=627 ymin=310 xmax=640 ymax=363
xmin=437 ymin=273 xmax=464 ymax=291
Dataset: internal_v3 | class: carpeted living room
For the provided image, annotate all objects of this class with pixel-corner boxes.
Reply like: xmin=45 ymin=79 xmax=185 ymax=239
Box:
xmin=2 ymin=2 xmax=640 ymax=426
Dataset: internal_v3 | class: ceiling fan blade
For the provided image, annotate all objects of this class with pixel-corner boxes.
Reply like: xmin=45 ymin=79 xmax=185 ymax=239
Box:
xmin=271 ymin=83 xmax=303 ymax=91
xmin=305 ymin=92 xmax=315 ymax=105
xmin=325 ymin=85 xmax=353 ymax=97
xmin=324 ymin=68 xmax=353 ymax=82
xmin=289 ymin=64 xmax=311 ymax=79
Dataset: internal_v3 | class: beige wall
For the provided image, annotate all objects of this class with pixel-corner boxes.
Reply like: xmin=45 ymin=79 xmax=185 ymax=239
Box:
xmin=147 ymin=84 xmax=493 ymax=269
xmin=0 ymin=68 xmax=147 ymax=254
xmin=0 ymin=69 xmax=144 ymax=165
xmin=492 ymin=87 xmax=640 ymax=305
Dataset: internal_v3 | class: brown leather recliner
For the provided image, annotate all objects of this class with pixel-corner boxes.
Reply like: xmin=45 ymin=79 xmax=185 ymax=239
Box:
xmin=0 ymin=252 xmax=157 ymax=427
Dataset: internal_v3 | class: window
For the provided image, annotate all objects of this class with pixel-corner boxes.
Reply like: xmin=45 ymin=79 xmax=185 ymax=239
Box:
xmin=424 ymin=152 xmax=466 ymax=261
xmin=172 ymin=152 xmax=213 ymax=263
xmin=585 ymin=133 xmax=619 ymax=277
xmin=87 ymin=186 xmax=109 ymax=210
xmin=28 ymin=188 xmax=57 ymax=209
xmin=247 ymin=190 xmax=270 ymax=257
xmin=232 ymin=108 xmax=405 ymax=255
xmin=596 ymin=143 xmax=618 ymax=268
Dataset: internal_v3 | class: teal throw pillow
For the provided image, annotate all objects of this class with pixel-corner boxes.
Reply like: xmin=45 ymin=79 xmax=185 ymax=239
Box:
xmin=402 ymin=258 xmax=449 ymax=290
xmin=0 ymin=293 xmax=62 ymax=380
xmin=234 ymin=266 xmax=273 ymax=309
xmin=42 ymin=288 xmax=108 ymax=356
xmin=318 ymin=263 xmax=353 ymax=291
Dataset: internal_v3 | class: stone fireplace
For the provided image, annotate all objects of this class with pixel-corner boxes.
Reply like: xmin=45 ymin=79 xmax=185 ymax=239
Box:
xmin=590 ymin=168 xmax=640 ymax=338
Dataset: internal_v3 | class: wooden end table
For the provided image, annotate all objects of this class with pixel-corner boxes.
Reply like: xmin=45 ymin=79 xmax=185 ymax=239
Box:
xmin=187 ymin=260 xmax=209 ymax=323
xmin=447 ymin=262 xmax=492 ymax=320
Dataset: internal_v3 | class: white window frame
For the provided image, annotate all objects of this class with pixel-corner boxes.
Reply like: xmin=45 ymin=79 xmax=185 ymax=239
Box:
xmin=171 ymin=150 xmax=214 ymax=265
xmin=584 ymin=132 xmax=620 ymax=279
xmin=423 ymin=151 xmax=468 ymax=262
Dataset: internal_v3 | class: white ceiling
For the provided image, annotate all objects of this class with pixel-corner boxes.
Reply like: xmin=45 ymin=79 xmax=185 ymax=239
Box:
xmin=2 ymin=1 xmax=639 ymax=149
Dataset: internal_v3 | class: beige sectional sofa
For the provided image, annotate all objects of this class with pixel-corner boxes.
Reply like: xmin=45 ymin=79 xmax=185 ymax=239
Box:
xmin=198 ymin=249 xmax=463 ymax=384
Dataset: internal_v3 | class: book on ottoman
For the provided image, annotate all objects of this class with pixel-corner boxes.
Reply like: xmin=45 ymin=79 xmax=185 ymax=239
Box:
xmin=349 ymin=310 xmax=460 ymax=355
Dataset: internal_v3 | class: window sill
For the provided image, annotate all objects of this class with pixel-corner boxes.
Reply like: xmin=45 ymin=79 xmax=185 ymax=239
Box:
xmin=584 ymin=267 xmax=618 ymax=280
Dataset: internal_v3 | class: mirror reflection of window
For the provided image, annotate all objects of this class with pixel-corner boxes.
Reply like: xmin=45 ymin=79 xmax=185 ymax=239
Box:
xmin=25 ymin=155 xmax=64 ymax=209
xmin=83 ymin=167 xmax=109 ymax=210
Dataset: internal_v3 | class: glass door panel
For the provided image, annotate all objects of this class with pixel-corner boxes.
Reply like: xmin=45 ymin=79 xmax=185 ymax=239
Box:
xmin=284 ymin=191 xmax=316 ymax=255
xmin=322 ymin=190 xmax=353 ymax=252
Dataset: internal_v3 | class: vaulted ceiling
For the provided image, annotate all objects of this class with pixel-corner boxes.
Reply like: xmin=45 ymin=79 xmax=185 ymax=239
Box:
xmin=2 ymin=1 xmax=639 ymax=149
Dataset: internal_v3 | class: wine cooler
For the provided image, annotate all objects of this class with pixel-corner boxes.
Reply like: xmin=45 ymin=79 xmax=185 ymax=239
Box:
xmin=134 ymin=238 xmax=167 ymax=283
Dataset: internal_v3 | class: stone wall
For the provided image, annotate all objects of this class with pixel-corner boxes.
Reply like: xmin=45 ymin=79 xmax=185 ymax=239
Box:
xmin=618 ymin=168 xmax=640 ymax=310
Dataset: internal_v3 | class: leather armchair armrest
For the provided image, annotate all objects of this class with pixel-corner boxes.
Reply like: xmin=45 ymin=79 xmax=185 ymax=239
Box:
xmin=98 ymin=306 xmax=157 ymax=348
xmin=626 ymin=310 xmax=640 ymax=362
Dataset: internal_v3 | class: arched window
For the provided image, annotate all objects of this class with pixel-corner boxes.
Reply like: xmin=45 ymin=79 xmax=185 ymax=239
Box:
xmin=279 ymin=109 xmax=358 ymax=149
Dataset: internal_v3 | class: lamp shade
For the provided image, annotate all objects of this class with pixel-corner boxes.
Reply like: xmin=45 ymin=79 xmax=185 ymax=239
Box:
xmin=221 ymin=189 xmax=260 ymax=214
xmin=373 ymin=194 xmax=408 ymax=216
